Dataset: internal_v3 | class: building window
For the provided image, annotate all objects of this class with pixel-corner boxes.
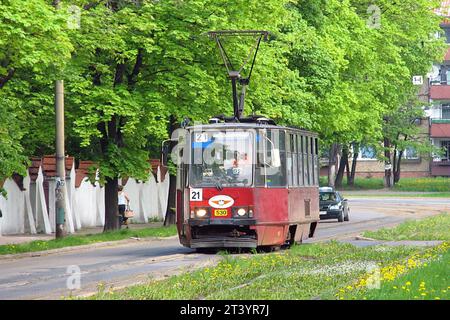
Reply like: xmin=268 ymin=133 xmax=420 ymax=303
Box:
xmin=358 ymin=145 xmax=377 ymax=160
xmin=442 ymin=105 xmax=450 ymax=119
xmin=442 ymin=141 xmax=450 ymax=161
xmin=403 ymin=147 xmax=419 ymax=160
xmin=444 ymin=27 xmax=450 ymax=44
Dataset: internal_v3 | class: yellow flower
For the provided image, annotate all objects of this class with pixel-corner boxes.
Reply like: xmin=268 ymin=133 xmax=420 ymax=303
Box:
xmin=405 ymin=281 xmax=411 ymax=286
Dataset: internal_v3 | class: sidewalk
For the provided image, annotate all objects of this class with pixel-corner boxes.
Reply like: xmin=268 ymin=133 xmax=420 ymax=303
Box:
xmin=0 ymin=222 xmax=164 ymax=246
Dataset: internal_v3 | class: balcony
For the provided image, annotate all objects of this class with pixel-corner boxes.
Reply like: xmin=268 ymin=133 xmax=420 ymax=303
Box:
xmin=431 ymin=119 xmax=450 ymax=124
xmin=429 ymin=84 xmax=450 ymax=100
xmin=431 ymin=120 xmax=450 ymax=138
xmin=431 ymin=160 xmax=450 ymax=177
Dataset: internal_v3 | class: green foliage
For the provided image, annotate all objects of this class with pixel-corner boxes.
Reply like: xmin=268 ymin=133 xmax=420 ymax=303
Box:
xmin=0 ymin=0 xmax=72 ymax=188
xmin=363 ymin=213 xmax=450 ymax=241
xmin=0 ymin=0 xmax=445 ymax=196
xmin=90 ymin=241 xmax=422 ymax=300
xmin=323 ymin=176 xmax=450 ymax=191
xmin=354 ymin=249 xmax=450 ymax=300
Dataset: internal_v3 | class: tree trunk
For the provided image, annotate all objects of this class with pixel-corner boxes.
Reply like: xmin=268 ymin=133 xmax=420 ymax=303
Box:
xmin=163 ymin=115 xmax=179 ymax=226
xmin=335 ymin=144 xmax=348 ymax=188
xmin=345 ymin=152 xmax=351 ymax=182
xmin=348 ymin=142 xmax=359 ymax=186
xmin=103 ymin=176 xmax=119 ymax=231
xmin=394 ymin=150 xmax=403 ymax=184
xmin=327 ymin=143 xmax=339 ymax=187
xmin=383 ymin=137 xmax=393 ymax=188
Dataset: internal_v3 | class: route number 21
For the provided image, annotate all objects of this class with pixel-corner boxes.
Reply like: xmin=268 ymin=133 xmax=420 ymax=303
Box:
xmin=190 ymin=189 xmax=203 ymax=201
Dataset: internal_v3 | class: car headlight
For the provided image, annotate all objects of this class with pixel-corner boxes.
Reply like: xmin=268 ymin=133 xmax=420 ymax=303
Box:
xmin=195 ymin=208 xmax=208 ymax=218
xmin=329 ymin=204 xmax=341 ymax=210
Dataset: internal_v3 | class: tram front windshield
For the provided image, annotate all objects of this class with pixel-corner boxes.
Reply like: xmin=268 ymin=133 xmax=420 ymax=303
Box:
xmin=190 ymin=130 xmax=254 ymax=188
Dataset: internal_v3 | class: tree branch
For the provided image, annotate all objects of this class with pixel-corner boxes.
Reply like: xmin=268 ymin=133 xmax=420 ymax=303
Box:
xmin=0 ymin=68 xmax=15 ymax=89
xmin=114 ymin=63 xmax=126 ymax=87
xmin=83 ymin=1 xmax=101 ymax=10
xmin=127 ymin=48 xmax=144 ymax=88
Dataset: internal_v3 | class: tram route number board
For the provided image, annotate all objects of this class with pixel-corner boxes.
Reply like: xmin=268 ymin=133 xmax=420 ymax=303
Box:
xmin=190 ymin=188 xmax=203 ymax=201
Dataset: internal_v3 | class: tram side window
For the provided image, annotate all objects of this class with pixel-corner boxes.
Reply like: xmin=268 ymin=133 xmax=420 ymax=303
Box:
xmin=303 ymin=136 xmax=310 ymax=186
xmin=257 ymin=129 xmax=287 ymax=187
xmin=298 ymin=135 xmax=304 ymax=186
xmin=309 ymin=137 xmax=314 ymax=186
xmin=255 ymin=130 xmax=265 ymax=187
xmin=292 ymin=134 xmax=298 ymax=186
xmin=287 ymin=153 xmax=293 ymax=187
xmin=314 ymin=138 xmax=319 ymax=186
xmin=287 ymin=133 xmax=296 ymax=187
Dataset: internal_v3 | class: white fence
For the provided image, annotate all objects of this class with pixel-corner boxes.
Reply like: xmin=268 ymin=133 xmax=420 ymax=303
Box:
xmin=0 ymin=164 xmax=169 ymax=236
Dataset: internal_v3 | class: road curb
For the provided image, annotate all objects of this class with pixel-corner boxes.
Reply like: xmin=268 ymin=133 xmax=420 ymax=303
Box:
xmin=0 ymin=235 xmax=179 ymax=261
xmin=354 ymin=235 xmax=377 ymax=241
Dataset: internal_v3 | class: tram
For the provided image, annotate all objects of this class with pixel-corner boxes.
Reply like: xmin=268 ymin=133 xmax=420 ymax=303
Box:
xmin=167 ymin=31 xmax=320 ymax=250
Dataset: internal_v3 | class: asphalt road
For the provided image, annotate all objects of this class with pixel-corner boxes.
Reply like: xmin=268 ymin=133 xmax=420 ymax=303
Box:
xmin=0 ymin=196 xmax=448 ymax=300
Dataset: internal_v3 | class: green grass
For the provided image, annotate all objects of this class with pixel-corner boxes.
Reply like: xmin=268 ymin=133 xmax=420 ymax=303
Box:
xmin=90 ymin=241 xmax=424 ymax=300
xmin=346 ymin=192 xmax=450 ymax=198
xmin=320 ymin=176 xmax=384 ymax=190
xmin=363 ymin=213 xmax=450 ymax=241
xmin=0 ymin=225 xmax=177 ymax=255
xmin=394 ymin=177 xmax=450 ymax=192
xmin=354 ymin=250 xmax=450 ymax=300
xmin=320 ymin=176 xmax=450 ymax=192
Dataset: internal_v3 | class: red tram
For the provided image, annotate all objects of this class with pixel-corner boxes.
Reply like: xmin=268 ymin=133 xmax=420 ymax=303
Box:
xmin=175 ymin=120 xmax=320 ymax=250
xmin=167 ymin=31 xmax=320 ymax=250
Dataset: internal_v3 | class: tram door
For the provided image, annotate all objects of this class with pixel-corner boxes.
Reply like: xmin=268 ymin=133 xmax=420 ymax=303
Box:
xmin=175 ymin=131 xmax=189 ymax=238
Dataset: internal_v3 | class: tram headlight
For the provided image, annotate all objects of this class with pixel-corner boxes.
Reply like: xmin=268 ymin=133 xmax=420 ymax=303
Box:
xmin=237 ymin=208 xmax=247 ymax=217
xmin=195 ymin=208 xmax=208 ymax=218
xmin=233 ymin=207 xmax=251 ymax=218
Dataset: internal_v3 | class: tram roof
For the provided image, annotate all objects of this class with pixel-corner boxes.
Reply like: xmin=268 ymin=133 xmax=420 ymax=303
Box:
xmin=185 ymin=122 xmax=318 ymax=136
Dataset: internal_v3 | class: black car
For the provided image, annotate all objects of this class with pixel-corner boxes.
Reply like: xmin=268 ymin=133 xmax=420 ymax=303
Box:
xmin=319 ymin=187 xmax=349 ymax=222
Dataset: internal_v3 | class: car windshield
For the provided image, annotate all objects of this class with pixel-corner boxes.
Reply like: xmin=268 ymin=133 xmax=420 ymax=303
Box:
xmin=320 ymin=192 xmax=336 ymax=201
xmin=189 ymin=130 xmax=254 ymax=187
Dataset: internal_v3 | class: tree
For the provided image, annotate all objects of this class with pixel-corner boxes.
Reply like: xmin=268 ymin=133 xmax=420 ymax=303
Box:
xmin=64 ymin=0 xmax=308 ymax=230
xmin=287 ymin=0 xmax=445 ymax=188
xmin=0 ymin=0 xmax=72 ymax=196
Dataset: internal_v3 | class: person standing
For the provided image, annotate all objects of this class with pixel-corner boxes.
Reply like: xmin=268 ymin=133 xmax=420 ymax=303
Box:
xmin=118 ymin=185 xmax=130 ymax=228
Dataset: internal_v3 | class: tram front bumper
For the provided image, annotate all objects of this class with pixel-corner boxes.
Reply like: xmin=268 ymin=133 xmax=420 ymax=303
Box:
xmin=188 ymin=218 xmax=257 ymax=248
xmin=188 ymin=218 xmax=256 ymax=226
xmin=190 ymin=237 xmax=257 ymax=248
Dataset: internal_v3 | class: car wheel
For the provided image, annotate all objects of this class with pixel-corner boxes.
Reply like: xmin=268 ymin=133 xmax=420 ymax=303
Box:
xmin=337 ymin=210 xmax=344 ymax=222
xmin=344 ymin=208 xmax=349 ymax=221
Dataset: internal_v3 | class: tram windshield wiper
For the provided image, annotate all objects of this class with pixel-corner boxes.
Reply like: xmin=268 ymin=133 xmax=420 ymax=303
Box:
xmin=213 ymin=174 xmax=227 ymax=191
xmin=214 ymin=178 xmax=223 ymax=191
